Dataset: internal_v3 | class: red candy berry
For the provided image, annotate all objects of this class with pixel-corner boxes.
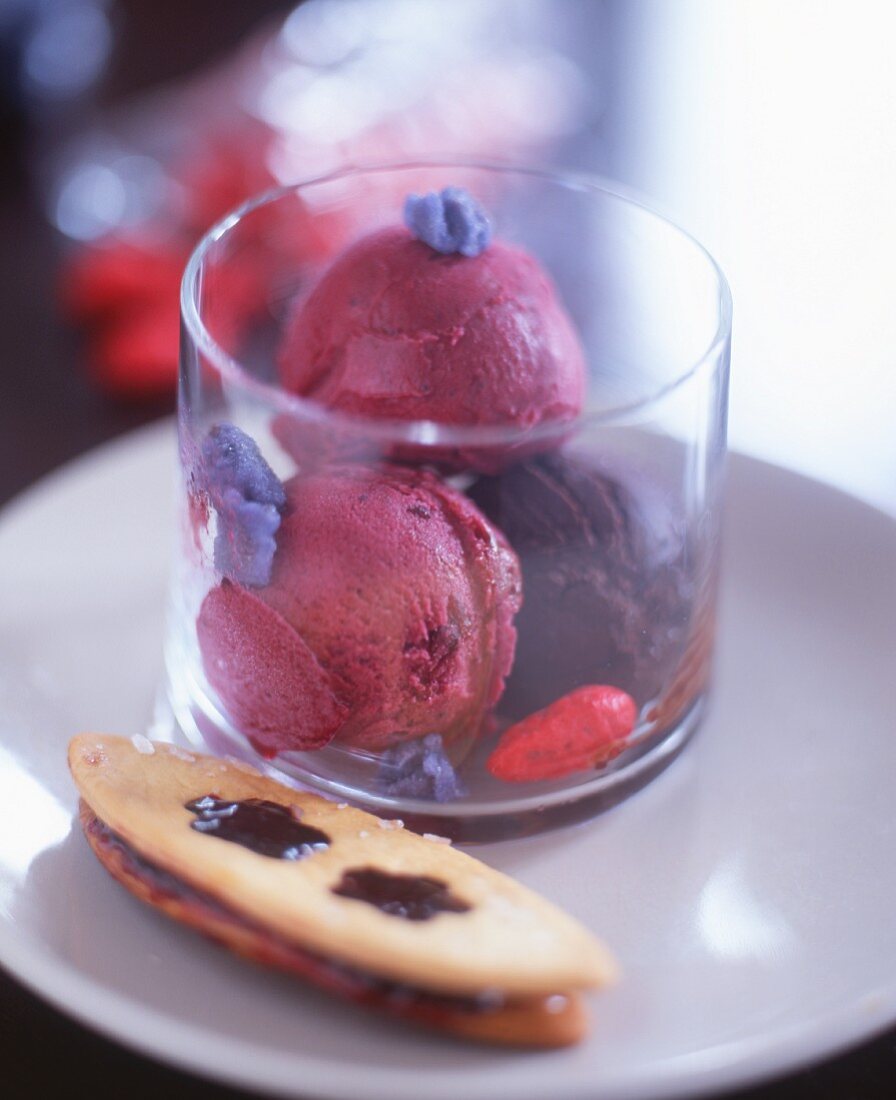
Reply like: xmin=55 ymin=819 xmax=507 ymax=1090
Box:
xmin=487 ymin=685 xmax=637 ymax=783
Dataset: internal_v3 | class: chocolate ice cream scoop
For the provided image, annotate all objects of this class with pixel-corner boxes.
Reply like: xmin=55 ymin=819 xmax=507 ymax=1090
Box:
xmin=469 ymin=452 xmax=692 ymax=717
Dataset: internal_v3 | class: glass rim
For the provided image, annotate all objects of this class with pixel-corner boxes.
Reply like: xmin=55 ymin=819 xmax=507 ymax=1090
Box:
xmin=180 ymin=159 xmax=733 ymax=446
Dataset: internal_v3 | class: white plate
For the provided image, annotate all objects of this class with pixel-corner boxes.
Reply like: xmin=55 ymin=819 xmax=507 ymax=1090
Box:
xmin=1 ymin=421 xmax=894 ymax=1100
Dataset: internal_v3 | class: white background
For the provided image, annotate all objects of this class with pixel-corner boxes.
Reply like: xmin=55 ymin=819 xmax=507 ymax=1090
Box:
xmin=593 ymin=0 xmax=896 ymax=515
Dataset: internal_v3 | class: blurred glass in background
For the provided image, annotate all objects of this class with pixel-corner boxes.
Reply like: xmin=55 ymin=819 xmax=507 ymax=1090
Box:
xmin=45 ymin=0 xmax=591 ymax=399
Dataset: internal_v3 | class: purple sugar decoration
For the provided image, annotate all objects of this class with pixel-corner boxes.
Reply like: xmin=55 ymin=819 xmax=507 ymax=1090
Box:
xmin=200 ymin=423 xmax=286 ymax=587
xmin=212 ymin=490 xmax=282 ymax=588
xmin=201 ymin=423 xmax=286 ymax=509
xmin=377 ymin=733 xmax=467 ymax=803
xmin=403 ymin=187 xmax=491 ymax=257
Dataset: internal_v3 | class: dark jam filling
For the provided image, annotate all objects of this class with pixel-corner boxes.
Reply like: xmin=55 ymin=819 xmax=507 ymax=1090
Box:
xmin=185 ymin=795 xmax=330 ymax=860
xmin=184 ymin=799 xmax=469 ymax=923
xmin=332 ymin=868 xmax=471 ymax=921
xmin=83 ymin=813 xmax=499 ymax=1017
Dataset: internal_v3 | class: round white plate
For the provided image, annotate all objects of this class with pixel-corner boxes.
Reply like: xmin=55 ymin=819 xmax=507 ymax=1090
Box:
xmin=1 ymin=421 xmax=894 ymax=1100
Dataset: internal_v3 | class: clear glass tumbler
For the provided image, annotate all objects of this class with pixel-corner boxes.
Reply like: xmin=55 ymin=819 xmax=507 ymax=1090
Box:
xmin=168 ymin=162 xmax=731 ymax=841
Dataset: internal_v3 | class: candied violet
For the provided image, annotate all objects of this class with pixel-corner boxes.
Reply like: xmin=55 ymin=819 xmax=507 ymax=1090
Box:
xmin=200 ymin=423 xmax=286 ymax=586
xmin=377 ymin=733 xmax=466 ymax=802
xmin=213 ymin=488 xmax=282 ymax=588
xmin=403 ymin=187 xmax=491 ymax=257
xmin=201 ymin=423 xmax=286 ymax=508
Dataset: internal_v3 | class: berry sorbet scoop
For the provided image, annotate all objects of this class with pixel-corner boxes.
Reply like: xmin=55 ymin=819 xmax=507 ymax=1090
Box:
xmin=278 ymin=188 xmax=586 ymax=470
xmin=198 ymin=462 xmax=521 ymax=757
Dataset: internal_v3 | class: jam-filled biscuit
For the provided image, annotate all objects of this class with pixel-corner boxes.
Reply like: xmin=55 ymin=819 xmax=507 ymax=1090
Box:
xmin=69 ymin=734 xmax=617 ymax=1046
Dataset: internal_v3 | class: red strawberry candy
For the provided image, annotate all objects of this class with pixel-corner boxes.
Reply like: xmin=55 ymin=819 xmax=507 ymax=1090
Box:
xmin=487 ymin=685 xmax=637 ymax=783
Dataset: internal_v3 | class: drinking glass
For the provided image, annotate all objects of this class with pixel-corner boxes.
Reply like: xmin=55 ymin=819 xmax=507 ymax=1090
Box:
xmin=167 ymin=162 xmax=731 ymax=841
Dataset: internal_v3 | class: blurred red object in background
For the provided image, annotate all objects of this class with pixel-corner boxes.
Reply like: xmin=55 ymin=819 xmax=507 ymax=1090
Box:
xmin=61 ymin=239 xmax=184 ymax=399
xmin=54 ymin=0 xmax=588 ymax=401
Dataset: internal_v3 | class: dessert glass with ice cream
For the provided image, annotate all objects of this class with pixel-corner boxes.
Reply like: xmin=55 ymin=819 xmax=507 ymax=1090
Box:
xmin=167 ymin=163 xmax=731 ymax=841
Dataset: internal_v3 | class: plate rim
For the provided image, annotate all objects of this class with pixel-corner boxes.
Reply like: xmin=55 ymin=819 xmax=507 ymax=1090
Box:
xmin=3 ymin=919 xmax=895 ymax=1100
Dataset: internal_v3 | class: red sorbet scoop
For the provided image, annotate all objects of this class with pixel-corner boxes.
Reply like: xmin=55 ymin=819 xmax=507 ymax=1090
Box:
xmin=197 ymin=464 xmax=521 ymax=756
xmin=278 ymin=225 xmax=586 ymax=469
xmin=196 ymin=581 xmax=349 ymax=758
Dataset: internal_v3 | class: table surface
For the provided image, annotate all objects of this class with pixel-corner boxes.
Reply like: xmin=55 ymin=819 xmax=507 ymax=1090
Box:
xmin=1 ymin=4 xmax=895 ymax=1096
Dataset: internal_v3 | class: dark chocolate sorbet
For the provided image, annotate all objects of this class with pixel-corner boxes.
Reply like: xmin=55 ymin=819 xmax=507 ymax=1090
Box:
xmin=469 ymin=451 xmax=693 ymax=716
xmin=332 ymin=867 xmax=471 ymax=921
xmin=186 ymin=796 xmax=330 ymax=860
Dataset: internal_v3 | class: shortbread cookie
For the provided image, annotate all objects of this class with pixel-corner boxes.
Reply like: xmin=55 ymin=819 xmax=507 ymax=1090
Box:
xmin=69 ymin=734 xmax=616 ymax=1046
